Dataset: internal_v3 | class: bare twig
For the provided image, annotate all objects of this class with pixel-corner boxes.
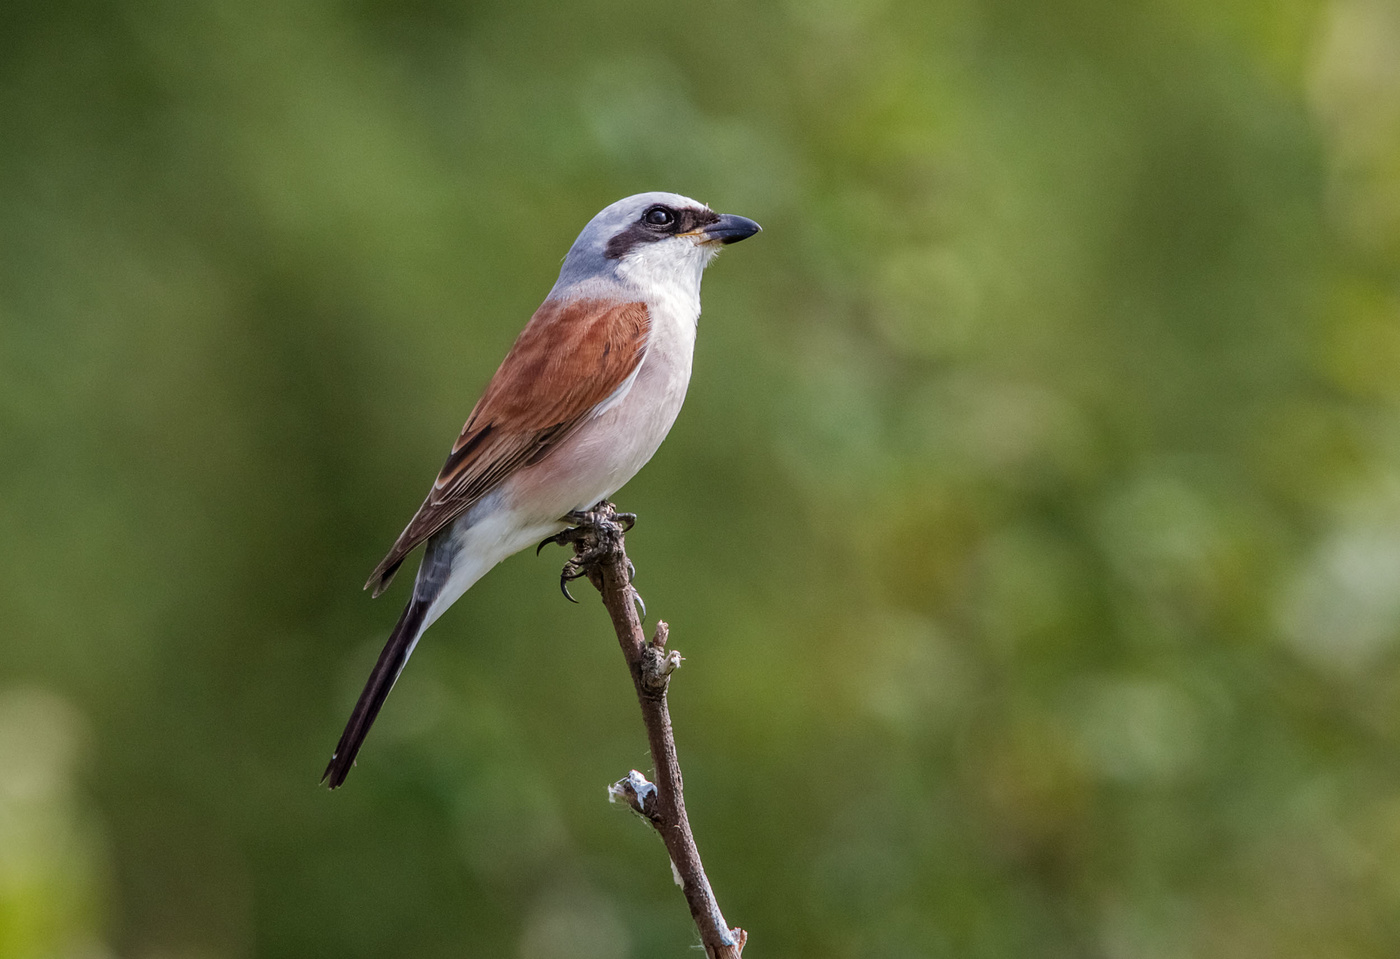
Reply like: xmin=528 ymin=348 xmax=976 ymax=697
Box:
xmin=550 ymin=501 xmax=746 ymax=958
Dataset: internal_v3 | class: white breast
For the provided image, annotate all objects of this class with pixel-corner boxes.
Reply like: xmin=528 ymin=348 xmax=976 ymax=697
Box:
xmin=500 ymin=290 xmax=699 ymax=525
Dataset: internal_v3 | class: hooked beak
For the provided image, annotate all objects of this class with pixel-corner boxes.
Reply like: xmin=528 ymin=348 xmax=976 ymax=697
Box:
xmin=695 ymin=213 xmax=762 ymax=245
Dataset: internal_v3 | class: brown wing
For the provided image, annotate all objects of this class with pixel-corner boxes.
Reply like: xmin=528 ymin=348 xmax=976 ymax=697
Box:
xmin=365 ymin=297 xmax=651 ymax=596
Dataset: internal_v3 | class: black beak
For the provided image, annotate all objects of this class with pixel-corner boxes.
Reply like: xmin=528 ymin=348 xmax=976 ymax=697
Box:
xmin=701 ymin=214 xmax=762 ymax=245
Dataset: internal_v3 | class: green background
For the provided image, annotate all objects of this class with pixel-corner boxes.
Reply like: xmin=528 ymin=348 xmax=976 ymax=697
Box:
xmin=4 ymin=0 xmax=1400 ymax=956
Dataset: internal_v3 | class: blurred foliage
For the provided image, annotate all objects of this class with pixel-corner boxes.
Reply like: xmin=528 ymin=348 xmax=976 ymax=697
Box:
xmin=3 ymin=0 xmax=1400 ymax=956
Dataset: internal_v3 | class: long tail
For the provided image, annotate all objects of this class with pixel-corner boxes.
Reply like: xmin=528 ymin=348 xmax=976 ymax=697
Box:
xmin=322 ymin=596 xmax=430 ymax=789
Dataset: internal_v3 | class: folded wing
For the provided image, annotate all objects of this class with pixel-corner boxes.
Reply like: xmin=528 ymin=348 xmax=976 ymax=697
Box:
xmin=366 ymin=298 xmax=651 ymax=596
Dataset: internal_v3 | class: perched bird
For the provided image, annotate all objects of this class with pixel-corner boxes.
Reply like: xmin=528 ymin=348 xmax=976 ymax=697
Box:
xmin=323 ymin=192 xmax=761 ymax=788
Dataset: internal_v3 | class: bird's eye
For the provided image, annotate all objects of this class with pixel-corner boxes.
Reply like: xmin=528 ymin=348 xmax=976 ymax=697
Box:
xmin=644 ymin=206 xmax=675 ymax=227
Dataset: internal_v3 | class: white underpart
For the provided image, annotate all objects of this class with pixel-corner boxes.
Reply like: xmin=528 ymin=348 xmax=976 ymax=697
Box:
xmin=418 ymin=234 xmax=718 ymax=633
xmin=421 ymin=490 xmax=547 ymax=629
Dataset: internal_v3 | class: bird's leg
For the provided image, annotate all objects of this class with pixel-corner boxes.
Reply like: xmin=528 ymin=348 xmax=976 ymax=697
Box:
xmin=535 ymin=501 xmax=644 ymax=611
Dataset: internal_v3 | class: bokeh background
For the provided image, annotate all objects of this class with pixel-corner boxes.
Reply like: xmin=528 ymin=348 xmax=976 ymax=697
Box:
xmin=4 ymin=0 xmax=1400 ymax=956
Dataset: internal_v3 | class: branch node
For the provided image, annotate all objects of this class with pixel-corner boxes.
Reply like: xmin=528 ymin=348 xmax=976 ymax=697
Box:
xmin=640 ymin=645 xmax=683 ymax=694
xmin=608 ymin=769 xmax=659 ymax=821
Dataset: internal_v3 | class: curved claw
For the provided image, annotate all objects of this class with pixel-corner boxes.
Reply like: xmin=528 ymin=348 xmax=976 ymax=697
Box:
xmin=560 ymin=574 xmax=579 ymax=603
xmin=537 ymin=529 xmax=572 ymax=555
xmin=631 ymin=587 xmax=647 ymax=620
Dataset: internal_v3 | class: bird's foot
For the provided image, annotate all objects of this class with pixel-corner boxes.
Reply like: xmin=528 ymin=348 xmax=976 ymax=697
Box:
xmin=535 ymin=501 xmax=640 ymax=606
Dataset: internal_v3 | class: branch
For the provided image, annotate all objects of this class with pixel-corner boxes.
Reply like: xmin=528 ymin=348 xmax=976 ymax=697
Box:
xmin=553 ymin=502 xmax=747 ymax=958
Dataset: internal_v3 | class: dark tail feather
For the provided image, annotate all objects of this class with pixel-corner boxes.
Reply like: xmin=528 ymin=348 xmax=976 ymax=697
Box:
xmin=322 ymin=596 xmax=429 ymax=789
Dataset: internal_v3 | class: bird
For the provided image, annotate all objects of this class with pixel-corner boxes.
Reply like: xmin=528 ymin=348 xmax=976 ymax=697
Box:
xmin=323 ymin=192 xmax=761 ymax=788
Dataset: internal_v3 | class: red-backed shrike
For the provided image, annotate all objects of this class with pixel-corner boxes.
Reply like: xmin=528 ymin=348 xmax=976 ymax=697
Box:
xmin=323 ymin=193 xmax=761 ymax=787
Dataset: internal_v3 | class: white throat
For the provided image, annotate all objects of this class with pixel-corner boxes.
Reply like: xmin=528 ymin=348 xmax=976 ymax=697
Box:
xmin=614 ymin=241 xmax=720 ymax=325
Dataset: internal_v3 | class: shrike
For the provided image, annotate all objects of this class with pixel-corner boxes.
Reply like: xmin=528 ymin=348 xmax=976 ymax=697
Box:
xmin=323 ymin=192 xmax=761 ymax=787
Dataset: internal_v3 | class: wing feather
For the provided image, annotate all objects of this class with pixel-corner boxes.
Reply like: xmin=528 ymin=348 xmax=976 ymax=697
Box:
xmin=365 ymin=298 xmax=651 ymax=595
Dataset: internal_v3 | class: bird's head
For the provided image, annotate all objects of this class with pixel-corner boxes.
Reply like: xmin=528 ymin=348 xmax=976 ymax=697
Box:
xmin=554 ymin=192 xmax=761 ymax=301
